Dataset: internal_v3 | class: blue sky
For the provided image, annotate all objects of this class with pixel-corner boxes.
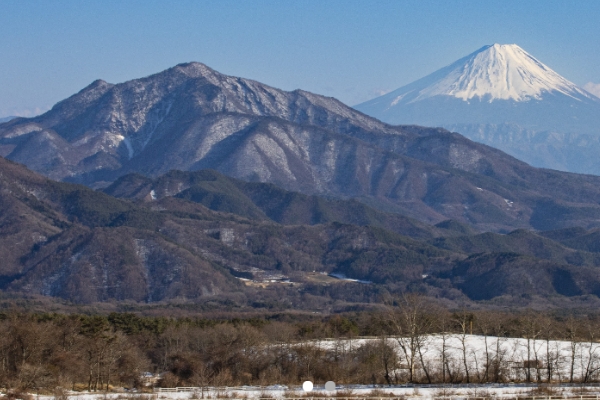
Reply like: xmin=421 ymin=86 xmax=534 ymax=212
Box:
xmin=1 ymin=0 xmax=600 ymax=117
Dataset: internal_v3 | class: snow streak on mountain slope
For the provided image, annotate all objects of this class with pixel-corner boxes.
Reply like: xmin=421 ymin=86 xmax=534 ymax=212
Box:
xmin=416 ymin=44 xmax=590 ymax=102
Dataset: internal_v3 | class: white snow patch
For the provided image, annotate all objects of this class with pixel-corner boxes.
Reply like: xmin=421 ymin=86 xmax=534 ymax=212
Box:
xmin=104 ymin=133 xmax=126 ymax=148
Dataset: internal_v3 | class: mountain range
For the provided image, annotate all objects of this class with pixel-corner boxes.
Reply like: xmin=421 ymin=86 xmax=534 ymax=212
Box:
xmin=4 ymin=62 xmax=600 ymax=233
xmin=2 ymin=155 xmax=600 ymax=307
xmin=3 ymin=60 xmax=600 ymax=307
xmin=356 ymin=44 xmax=600 ymax=175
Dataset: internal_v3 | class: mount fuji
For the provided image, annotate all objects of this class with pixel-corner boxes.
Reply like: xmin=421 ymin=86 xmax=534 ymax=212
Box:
xmin=355 ymin=44 xmax=600 ymax=174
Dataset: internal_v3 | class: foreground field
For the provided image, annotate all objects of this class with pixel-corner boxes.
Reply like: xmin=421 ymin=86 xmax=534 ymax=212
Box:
xmin=24 ymin=384 xmax=600 ymax=400
xmin=2 ymin=311 xmax=600 ymax=391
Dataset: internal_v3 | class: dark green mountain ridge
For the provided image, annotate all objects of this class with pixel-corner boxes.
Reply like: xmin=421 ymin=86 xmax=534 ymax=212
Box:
xmin=105 ymin=169 xmax=459 ymax=240
xmin=2 ymin=156 xmax=600 ymax=308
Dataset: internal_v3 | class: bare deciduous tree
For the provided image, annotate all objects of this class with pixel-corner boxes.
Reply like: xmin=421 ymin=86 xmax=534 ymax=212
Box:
xmin=387 ymin=294 xmax=433 ymax=383
xmin=453 ymin=310 xmax=474 ymax=383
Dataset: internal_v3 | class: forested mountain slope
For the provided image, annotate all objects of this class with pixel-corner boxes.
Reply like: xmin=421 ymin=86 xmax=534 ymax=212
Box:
xmin=2 ymin=156 xmax=600 ymax=307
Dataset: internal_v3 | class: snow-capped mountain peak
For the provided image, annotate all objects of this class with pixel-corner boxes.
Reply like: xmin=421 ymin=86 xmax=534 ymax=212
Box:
xmin=355 ymin=44 xmax=600 ymax=176
xmin=417 ymin=43 xmax=587 ymax=102
xmin=355 ymin=43 xmax=600 ymax=130
xmin=369 ymin=44 xmax=591 ymax=105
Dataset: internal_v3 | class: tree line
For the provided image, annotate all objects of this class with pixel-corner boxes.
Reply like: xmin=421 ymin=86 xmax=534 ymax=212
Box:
xmin=1 ymin=299 xmax=600 ymax=392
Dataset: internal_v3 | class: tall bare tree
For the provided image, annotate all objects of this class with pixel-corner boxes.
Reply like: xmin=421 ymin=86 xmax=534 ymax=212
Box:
xmin=565 ymin=315 xmax=580 ymax=383
xmin=538 ymin=315 xmax=558 ymax=383
xmin=387 ymin=294 xmax=433 ymax=383
xmin=520 ymin=311 xmax=543 ymax=383
xmin=433 ymin=308 xmax=453 ymax=383
xmin=453 ymin=310 xmax=474 ymax=383
xmin=581 ymin=318 xmax=600 ymax=383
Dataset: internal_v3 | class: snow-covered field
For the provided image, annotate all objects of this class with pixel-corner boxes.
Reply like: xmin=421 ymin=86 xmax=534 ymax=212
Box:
xmin=313 ymin=334 xmax=600 ymax=383
xmin=29 ymin=385 xmax=600 ymax=400
xmin=17 ymin=335 xmax=600 ymax=400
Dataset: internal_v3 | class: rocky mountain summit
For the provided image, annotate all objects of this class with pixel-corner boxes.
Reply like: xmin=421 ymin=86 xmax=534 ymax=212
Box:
xmin=3 ymin=62 xmax=600 ymax=231
xmin=355 ymin=44 xmax=600 ymax=174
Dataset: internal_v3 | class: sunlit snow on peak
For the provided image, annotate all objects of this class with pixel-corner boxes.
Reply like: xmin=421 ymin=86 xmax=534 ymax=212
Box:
xmin=415 ymin=43 xmax=587 ymax=102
